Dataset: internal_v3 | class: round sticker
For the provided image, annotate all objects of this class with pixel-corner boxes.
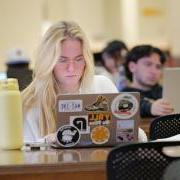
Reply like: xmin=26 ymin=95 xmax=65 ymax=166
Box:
xmin=111 ymin=93 xmax=139 ymax=119
xmin=91 ymin=126 xmax=110 ymax=144
xmin=56 ymin=125 xmax=80 ymax=147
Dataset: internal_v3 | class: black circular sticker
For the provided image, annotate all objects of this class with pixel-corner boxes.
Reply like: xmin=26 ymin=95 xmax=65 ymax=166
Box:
xmin=56 ymin=125 xmax=80 ymax=147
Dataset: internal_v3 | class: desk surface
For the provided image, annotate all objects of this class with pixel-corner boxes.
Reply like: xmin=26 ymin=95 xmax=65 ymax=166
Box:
xmin=0 ymin=119 xmax=150 ymax=174
xmin=0 ymin=147 xmax=110 ymax=177
xmin=0 ymin=119 xmax=151 ymax=175
xmin=0 ymin=118 xmax=152 ymax=180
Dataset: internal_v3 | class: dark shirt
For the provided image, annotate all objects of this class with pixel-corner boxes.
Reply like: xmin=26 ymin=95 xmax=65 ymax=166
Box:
xmin=122 ymin=84 xmax=162 ymax=117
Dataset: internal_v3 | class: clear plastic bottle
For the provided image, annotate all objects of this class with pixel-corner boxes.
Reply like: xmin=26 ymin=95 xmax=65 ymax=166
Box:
xmin=0 ymin=78 xmax=23 ymax=150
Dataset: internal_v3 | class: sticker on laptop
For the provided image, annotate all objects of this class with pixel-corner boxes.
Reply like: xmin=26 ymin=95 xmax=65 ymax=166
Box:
xmin=116 ymin=131 xmax=134 ymax=142
xmin=91 ymin=126 xmax=110 ymax=144
xmin=58 ymin=100 xmax=82 ymax=112
xmin=70 ymin=115 xmax=90 ymax=134
xmin=88 ymin=112 xmax=111 ymax=125
xmin=85 ymin=95 xmax=109 ymax=111
xmin=111 ymin=94 xmax=139 ymax=119
xmin=116 ymin=120 xmax=134 ymax=130
xmin=116 ymin=120 xmax=134 ymax=142
xmin=56 ymin=125 xmax=80 ymax=147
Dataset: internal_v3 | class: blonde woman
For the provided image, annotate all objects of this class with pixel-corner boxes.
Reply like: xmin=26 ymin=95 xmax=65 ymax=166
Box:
xmin=22 ymin=21 xmax=147 ymax=143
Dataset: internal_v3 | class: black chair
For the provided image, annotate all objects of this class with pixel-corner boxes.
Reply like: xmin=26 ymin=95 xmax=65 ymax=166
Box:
xmin=107 ymin=141 xmax=180 ymax=180
xmin=149 ymin=114 xmax=180 ymax=140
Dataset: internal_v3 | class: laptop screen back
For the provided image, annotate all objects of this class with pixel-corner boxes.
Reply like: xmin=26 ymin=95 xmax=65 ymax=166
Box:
xmin=56 ymin=93 xmax=140 ymax=148
xmin=163 ymin=67 xmax=180 ymax=113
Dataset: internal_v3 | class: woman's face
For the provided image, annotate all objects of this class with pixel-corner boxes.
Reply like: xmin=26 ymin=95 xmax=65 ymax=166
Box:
xmin=53 ymin=39 xmax=85 ymax=91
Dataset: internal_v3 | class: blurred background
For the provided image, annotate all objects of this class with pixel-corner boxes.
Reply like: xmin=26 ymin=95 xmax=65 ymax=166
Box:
xmin=0 ymin=0 xmax=180 ymax=72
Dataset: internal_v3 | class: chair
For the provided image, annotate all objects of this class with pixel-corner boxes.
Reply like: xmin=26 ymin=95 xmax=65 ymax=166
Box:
xmin=107 ymin=141 xmax=180 ymax=180
xmin=149 ymin=114 xmax=180 ymax=140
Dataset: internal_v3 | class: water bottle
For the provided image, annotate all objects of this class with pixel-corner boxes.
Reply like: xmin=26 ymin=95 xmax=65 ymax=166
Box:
xmin=0 ymin=78 xmax=23 ymax=150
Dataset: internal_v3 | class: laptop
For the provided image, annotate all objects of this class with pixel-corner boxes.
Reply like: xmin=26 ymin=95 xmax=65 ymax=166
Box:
xmin=163 ymin=67 xmax=180 ymax=113
xmin=55 ymin=92 xmax=140 ymax=148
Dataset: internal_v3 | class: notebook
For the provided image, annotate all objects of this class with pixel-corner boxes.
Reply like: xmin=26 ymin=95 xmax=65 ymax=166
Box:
xmin=55 ymin=92 xmax=140 ymax=148
xmin=163 ymin=67 xmax=180 ymax=113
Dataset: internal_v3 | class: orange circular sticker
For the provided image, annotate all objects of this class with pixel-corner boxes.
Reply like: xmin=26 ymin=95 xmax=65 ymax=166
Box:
xmin=91 ymin=126 xmax=110 ymax=144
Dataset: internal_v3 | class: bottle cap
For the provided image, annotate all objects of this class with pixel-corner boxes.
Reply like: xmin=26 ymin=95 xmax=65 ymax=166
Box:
xmin=6 ymin=48 xmax=30 ymax=65
xmin=0 ymin=78 xmax=19 ymax=90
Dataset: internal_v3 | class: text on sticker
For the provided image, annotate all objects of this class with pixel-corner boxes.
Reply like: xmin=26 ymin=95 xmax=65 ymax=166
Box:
xmin=58 ymin=100 xmax=82 ymax=112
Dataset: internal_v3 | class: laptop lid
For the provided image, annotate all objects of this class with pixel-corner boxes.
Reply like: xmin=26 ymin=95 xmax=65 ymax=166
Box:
xmin=163 ymin=67 xmax=180 ymax=113
xmin=56 ymin=93 xmax=140 ymax=148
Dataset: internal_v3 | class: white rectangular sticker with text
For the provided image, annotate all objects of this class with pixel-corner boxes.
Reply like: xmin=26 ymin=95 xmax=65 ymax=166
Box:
xmin=58 ymin=100 xmax=82 ymax=112
xmin=117 ymin=120 xmax=134 ymax=130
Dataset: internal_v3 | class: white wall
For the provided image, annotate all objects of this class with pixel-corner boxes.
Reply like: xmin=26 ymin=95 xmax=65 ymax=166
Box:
xmin=138 ymin=0 xmax=168 ymax=47
xmin=0 ymin=0 xmax=42 ymax=71
xmin=1 ymin=0 xmax=180 ymax=70
xmin=167 ymin=0 xmax=180 ymax=57
xmin=104 ymin=0 xmax=122 ymax=41
xmin=120 ymin=0 xmax=139 ymax=46
xmin=61 ymin=0 xmax=106 ymax=51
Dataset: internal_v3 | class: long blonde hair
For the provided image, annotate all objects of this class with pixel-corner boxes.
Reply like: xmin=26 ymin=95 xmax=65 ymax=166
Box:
xmin=22 ymin=21 xmax=94 ymax=136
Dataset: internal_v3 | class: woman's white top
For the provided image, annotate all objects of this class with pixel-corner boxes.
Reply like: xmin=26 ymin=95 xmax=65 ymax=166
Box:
xmin=24 ymin=75 xmax=147 ymax=143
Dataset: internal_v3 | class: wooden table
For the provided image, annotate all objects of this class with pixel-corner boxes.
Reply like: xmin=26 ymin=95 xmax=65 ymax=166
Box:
xmin=139 ymin=118 xmax=154 ymax=139
xmin=0 ymin=118 xmax=153 ymax=180
xmin=0 ymin=147 xmax=111 ymax=180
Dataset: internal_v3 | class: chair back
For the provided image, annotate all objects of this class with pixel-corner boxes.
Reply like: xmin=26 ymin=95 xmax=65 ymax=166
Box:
xmin=149 ymin=114 xmax=180 ymax=140
xmin=107 ymin=141 xmax=180 ymax=180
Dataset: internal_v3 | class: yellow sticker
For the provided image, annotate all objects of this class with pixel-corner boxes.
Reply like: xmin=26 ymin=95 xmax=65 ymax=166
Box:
xmin=88 ymin=112 xmax=111 ymax=125
xmin=91 ymin=126 xmax=110 ymax=144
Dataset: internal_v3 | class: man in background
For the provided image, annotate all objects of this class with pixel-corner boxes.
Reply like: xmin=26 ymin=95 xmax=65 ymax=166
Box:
xmin=122 ymin=45 xmax=174 ymax=117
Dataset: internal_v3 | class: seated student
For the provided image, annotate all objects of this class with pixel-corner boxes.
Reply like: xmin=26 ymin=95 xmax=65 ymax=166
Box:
xmin=22 ymin=21 xmax=147 ymax=143
xmin=122 ymin=45 xmax=174 ymax=118
xmin=93 ymin=52 xmax=113 ymax=80
xmin=101 ymin=40 xmax=129 ymax=91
